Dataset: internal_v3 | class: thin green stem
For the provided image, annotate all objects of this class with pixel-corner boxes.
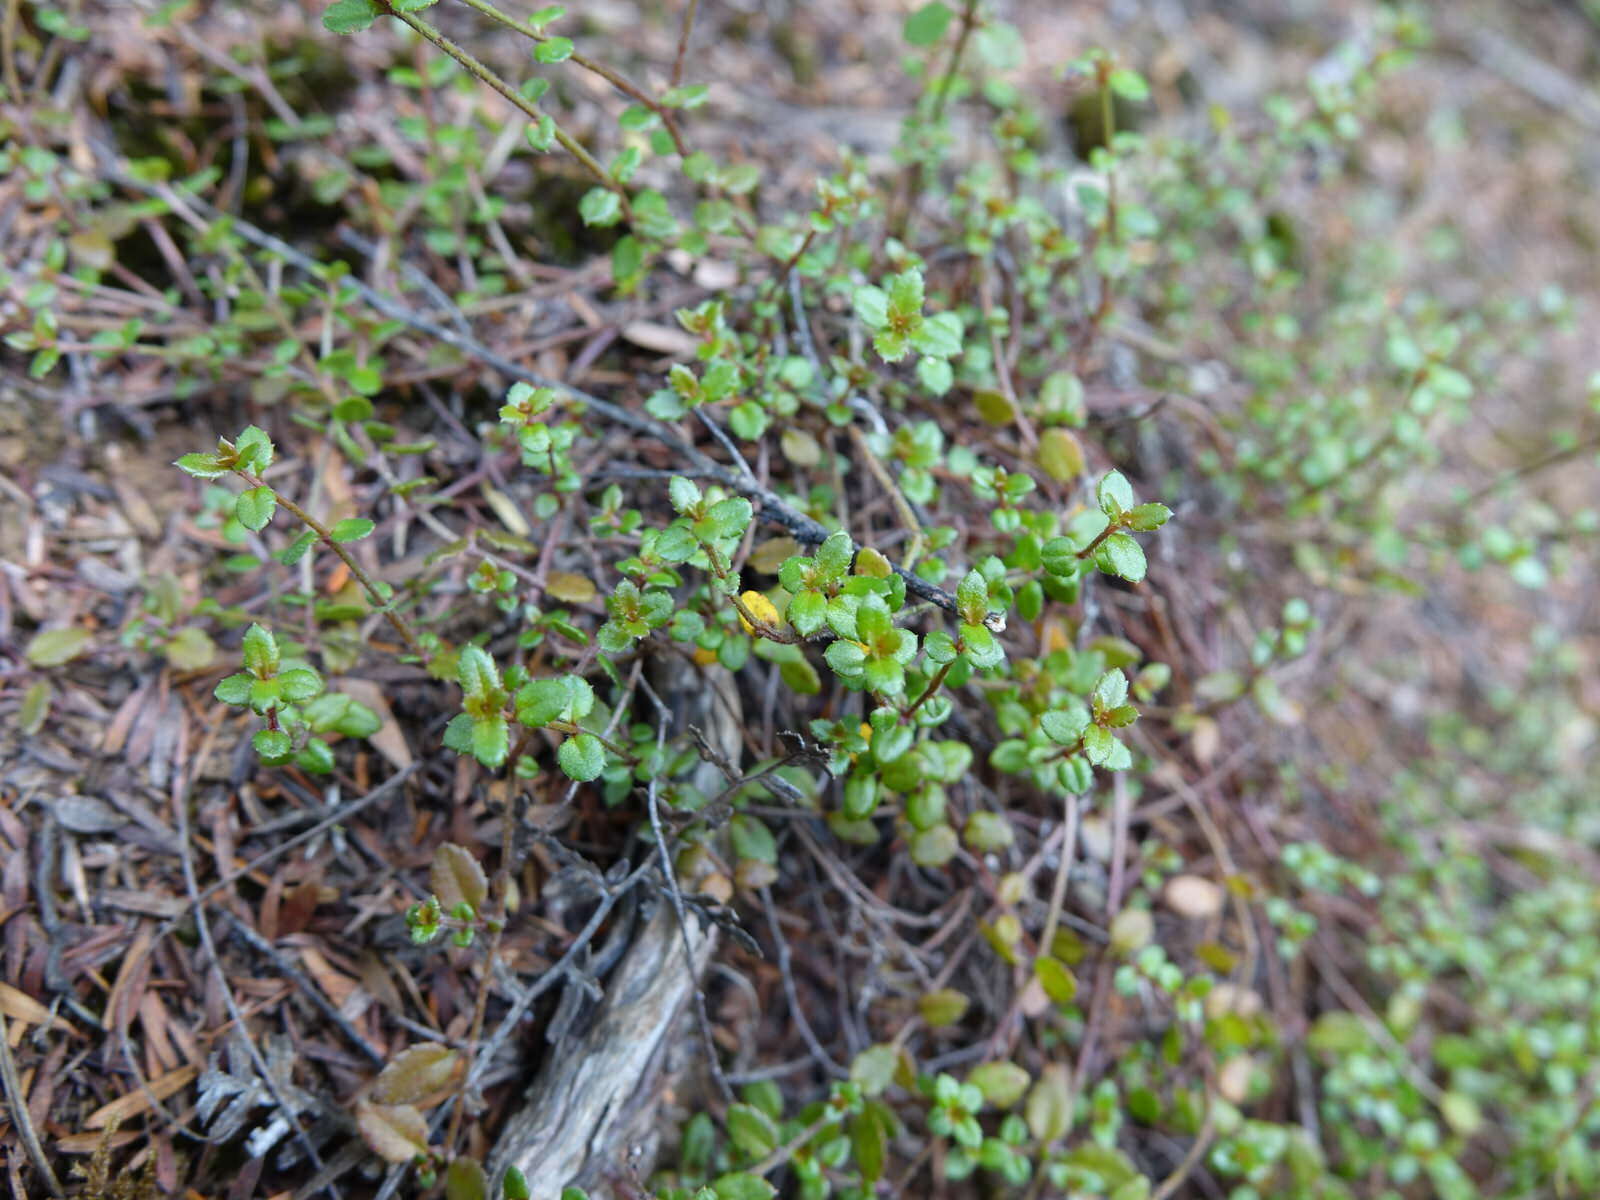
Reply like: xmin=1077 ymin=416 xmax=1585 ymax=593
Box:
xmin=238 ymin=470 xmax=427 ymax=662
xmin=454 ymin=0 xmax=689 ymax=156
xmin=389 ymin=6 xmax=629 ymax=210
xmin=929 ymin=0 xmax=980 ymax=123
xmin=904 ymin=658 xmax=953 ymax=719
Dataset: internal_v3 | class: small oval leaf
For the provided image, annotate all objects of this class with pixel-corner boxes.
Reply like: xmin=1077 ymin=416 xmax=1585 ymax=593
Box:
xmin=429 ymin=843 xmax=488 ymax=913
xmin=373 ymin=1043 xmax=461 ymax=1105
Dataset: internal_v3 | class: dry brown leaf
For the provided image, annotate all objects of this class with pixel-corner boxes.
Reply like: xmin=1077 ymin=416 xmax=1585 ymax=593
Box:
xmin=356 ymin=1100 xmax=431 ymax=1163
xmin=621 ymin=320 xmax=696 ymax=357
xmin=298 ymin=944 xmax=361 ymax=1011
xmin=371 ymin=1043 xmax=461 ymax=1106
xmin=0 ymin=981 xmax=78 ymax=1037
xmin=429 ymin=843 xmax=488 ymax=914
xmin=84 ymin=1063 xmax=198 ymax=1129
xmin=1164 ymin=874 xmax=1225 ymax=920
xmin=480 ymin=482 xmax=529 ymax=537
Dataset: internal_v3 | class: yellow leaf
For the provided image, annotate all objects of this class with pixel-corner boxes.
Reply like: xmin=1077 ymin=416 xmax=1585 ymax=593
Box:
xmin=545 ymin=571 xmax=596 ymax=604
xmin=1037 ymin=428 xmax=1086 ymax=482
xmin=737 ymin=590 xmax=780 ymax=634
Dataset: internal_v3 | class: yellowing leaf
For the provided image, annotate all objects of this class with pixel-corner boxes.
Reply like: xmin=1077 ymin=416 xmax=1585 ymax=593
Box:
xmin=26 ymin=627 xmax=92 ymax=667
xmin=1037 ymin=428 xmax=1086 ymax=482
xmin=780 ymin=427 xmax=823 ymax=467
xmin=918 ymin=988 xmax=970 ymax=1028
xmin=749 ymin=537 xmax=800 ymax=573
xmin=545 ymin=571 xmax=596 ymax=604
xmin=854 ymin=547 xmax=892 ymax=578
xmin=1025 ymin=1063 xmax=1073 ymax=1144
xmin=974 ymin=387 xmax=1018 ymax=425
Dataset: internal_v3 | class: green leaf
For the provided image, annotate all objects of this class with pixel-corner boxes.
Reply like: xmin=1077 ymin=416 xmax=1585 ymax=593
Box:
xmin=472 ymin=714 xmax=510 ymax=767
xmin=1107 ymin=68 xmax=1149 ymax=102
xmin=887 ymin=268 xmax=925 ymax=316
xmin=241 ymin=623 xmax=280 ymax=677
xmin=330 ymin=518 xmax=375 ymax=543
xmin=1097 ymin=470 xmax=1134 ymax=516
xmin=956 ymin=569 xmax=989 ymax=623
xmin=534 ymin=36 xmax=574 ymax=63
xmin=964 ymin=811 xmax=1014 ymax=851
xmin=729 ymin=814 xmax=777 ymax=864
xmin=234 ymin=426 xmax=275 ymax=473
xmin=1082 ymin=725 xmax=1116 ymax=765
xmin=526 ymin=114 xmax=556 ymax=152
xmin=1040 ymin=707 xmax=1088 ymax=745
xmin=852 ymin=284 xmax=889 ymax=329
xmin=903 ymin=1 xmax=954 ymax=45
xmin=1095 ymin=532 xmax=1146 ymax=582
xmin=214 ymin=673 xmax=252 ymax=705
xmin=25 ymin=627 xmax=92 ymax=667
xmin=787 ymin=590 xmax=827 ymax=636
xmin=667 ymin=475 xmax=701 ymax=513
xmin=917 ymin=355 xmax=954 ymax=396
xmin=516 ymin=676 xmax=587 ymax=726
xmin=960 ymin=623 xmax=1004 ymax=669
xmin=851 ymin=1104 xmax=889 ymax=1183
xmin=18 ymin=679 xmax=52 ymax=735
xmin=968 ymin=1062 xmax=1030 ymax=1109
xmin=457 ymin=645 xmax=501 ymax=702
xmin=323 ymin=0 xmax=380 ymax=35
xmin=919 ymin=988 xmax=970 ymax=1027
xmin=925 ymin=629 xmax=958 ymax=663
xmin=279 ymin=530 xmax=317 ymax=566
xmin=726 ymin=1102 xmax=780 ymax=1159
xmin=712 ymin=1173 xmax=776 ymax=1200
xmin=873 ymin=328 xmax=909 ymax=363
xmin=661 ymin=83 xmax=708 ymax=108
xmin=850 ymin=1044 xmax=898 ymax=1097
xmin=1124 ymin=502 xmax=1171 ymax=532
xmin=234 ymin=486 xmax=277 ymax=532
xmin=443 ymin=713 xmax=475 ymax=756
xmin=704 ymin=496 xmax=753 ymax=538
xmin=815 ymin=530 xmax=854 ymax=579
xmin=655 ymin=525 xmax=698 ymax=563
xmin=253 ymin=729 xmax=293 ymax=760
xmin=1094 ymin=670 xmax=1129 ymax=709
xmin=174 ymin=452 xmax=227 ymax=479
xmin=557 ymin=733 xmax=605 ymax=781
xmin=578 ymin=188 xmax=623 ymax=227
xmin=444 ymin=1157 xmax=488 ymax=1200
xmin=278 ymin=667 xmax=324 ymax=702
xmin=912 ymin=311 xmax=963 ymax=359
xmin=1026 ymin=1064 xmax=1073 ymax=1144
xmin=1034 ymin=955 xmax=1078 ymax=1004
